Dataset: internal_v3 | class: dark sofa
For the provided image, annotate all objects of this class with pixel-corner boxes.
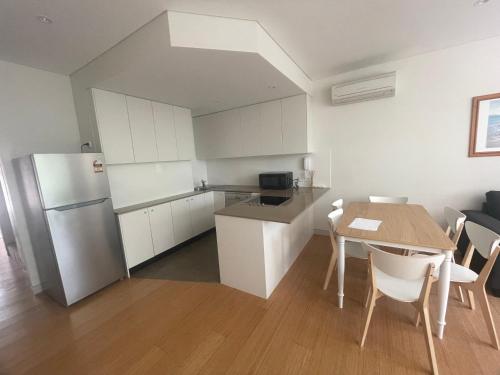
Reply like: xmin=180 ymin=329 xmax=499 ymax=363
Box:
xmin=458 ymin=191 xmax=500 ymax=297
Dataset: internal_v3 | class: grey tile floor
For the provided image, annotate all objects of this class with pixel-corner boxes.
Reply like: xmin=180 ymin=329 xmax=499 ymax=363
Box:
xmin=132 ymin=230 xmax=220 ymax=283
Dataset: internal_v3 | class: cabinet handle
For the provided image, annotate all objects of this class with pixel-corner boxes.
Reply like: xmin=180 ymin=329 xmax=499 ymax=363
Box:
xmin=151 ymin=209 xmax=154 ymax=212
xmin=144 ymin=211 xmax=147 ymax=214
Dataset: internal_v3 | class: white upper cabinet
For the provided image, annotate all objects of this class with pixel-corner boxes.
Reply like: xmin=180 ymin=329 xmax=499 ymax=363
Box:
xmin=152 ymin=102 xmax=178 ymax=161
xmin=92 ymin=89 xmax=135 ymax=164
xmin=282 ymin=95 xmax=308 ymax=154
xmin=192 ymin=94 xmax=308 ymax=159
xmin=148 ymin=202 xmax=175 ymax=255
xmin=92 ymin=89 xmax=195 ymax=163
xmin=218 ymin=109 xmax=242 ymax=158
xmin=259 ymin=99 xmax=283 ymax=156
xmin=126 ymin=96 xmax=158 ymax=163
xmin=240 ymin=104 xmax=261 ymax=156
xmin=173 ymin=106 xmax=196 ymax=160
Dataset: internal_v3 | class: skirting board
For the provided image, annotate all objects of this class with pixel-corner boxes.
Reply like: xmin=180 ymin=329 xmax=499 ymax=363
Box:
xmin=31 ymin=283 xmax=43 ymax=294
xmin=314 ymin=228 xmax=329 ymax=236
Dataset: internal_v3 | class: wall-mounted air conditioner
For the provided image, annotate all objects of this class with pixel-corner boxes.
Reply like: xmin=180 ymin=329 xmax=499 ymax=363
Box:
xmin=331 ymin=72 xmax=396 ymax=106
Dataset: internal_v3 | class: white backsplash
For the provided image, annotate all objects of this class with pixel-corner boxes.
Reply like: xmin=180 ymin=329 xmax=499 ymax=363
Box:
xmin=206 ymin=154 xmax=307 ymax=186
xmin=107 ymin=161 xmax=194 ymax=208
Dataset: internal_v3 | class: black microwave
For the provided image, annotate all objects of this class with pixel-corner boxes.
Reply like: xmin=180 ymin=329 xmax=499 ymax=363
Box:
xmin=259 ymin=172 xmax=293 ymax=190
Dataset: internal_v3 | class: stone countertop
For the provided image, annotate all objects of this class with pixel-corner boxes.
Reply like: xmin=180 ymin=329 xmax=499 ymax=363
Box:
xmin=113 ymin=185 xmax=265 ymax=215
xmin=114 ymin=185 xmax=329 ymax=223
xmin=214 ymin=187 xmax=329 ymax=224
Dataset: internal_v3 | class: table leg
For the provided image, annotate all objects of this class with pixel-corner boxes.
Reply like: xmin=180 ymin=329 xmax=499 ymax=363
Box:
xmin=437 ymin=250 xmax=452 ymax=339
xmin=337 ymin=236 xmax=345 ymax=308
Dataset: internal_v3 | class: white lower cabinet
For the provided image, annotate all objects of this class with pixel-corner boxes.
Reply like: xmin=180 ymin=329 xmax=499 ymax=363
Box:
xmin=191 ymin=192 xmax=214 ymax=234
xmin=119 ymin=191 xmax=217 ymax=270
xmin=171 ymin=198 xmax=194 ymax=245
xmin=148 ymin=202 xmax=175 ymax=255
xmin=118 ymin=209 xmax=154 ymax=268
xmin=213 ymin=191 xmax=225 ymax=212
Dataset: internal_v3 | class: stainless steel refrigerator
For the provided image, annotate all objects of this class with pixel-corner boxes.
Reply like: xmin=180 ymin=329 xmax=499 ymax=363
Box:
xmin=14 ymin=153 xmax=125 ymax=306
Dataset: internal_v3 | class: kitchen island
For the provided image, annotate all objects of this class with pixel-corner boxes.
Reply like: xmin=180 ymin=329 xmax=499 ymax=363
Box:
xmin=215 ymin=187 xmax=328 ymax=299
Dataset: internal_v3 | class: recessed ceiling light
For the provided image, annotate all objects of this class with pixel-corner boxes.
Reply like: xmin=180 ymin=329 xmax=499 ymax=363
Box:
xmin=267 ymin=84 xmax=277 ymax=89
xmin=473 ymin=0 xmax=490 ymax=6
xmin=37 ymin=15 xmax=53 ymax=24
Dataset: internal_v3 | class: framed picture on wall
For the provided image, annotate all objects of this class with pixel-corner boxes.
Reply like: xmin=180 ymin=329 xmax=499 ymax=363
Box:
xmin=469 ymin=92 xmax=500 ymax=157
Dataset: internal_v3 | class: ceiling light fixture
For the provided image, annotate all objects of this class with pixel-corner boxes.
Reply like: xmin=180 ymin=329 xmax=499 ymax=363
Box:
xmin=267 ymin=84 xmax=277 ymax=89
xmin=473 ymin=0 xmax=490 ymax=6
xmin=37 ymin=15 xmax=53 ymax=24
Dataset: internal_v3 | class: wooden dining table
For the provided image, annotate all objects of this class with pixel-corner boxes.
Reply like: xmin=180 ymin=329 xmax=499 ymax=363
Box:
xmin=335 ymin=202 xmax=456 ymax=339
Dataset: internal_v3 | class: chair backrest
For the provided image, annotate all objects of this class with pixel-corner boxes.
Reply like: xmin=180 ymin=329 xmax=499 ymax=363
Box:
xmin=362 ymin=243 xmax=445 ymax=281
xmin=332 ymin=199 xmax=343 ymax=210
xmin=444 ymin=207 xmax=466 ymax=234
xmin=369 ymin=195 xmax=408 ymax=204
xmin=327 ymin=208 xmax=343 ymax=252
xmin=465 ymin=221 xmax=500 ymax=259
xmin=327 ymin=208 xmax=343 ymax=233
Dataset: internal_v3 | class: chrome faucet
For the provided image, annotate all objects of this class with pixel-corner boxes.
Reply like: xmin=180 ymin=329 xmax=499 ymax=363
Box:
xmin=201 ymin=179 xmax=207 ymax=190
xmin=293 ymin=178 xmax=299 ymax=190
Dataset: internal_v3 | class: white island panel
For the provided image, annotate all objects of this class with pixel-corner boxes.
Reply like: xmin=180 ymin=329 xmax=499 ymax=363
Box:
xmin=215 ymin=203 xmax=314 ymax=299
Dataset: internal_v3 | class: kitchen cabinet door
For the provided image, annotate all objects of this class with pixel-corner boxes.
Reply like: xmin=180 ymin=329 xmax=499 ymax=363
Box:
xmin=126 ymin=96 xmax=158 ymax=163
xmin=92 ymin=89 xmax=134 ymax=164
xmin=189 ymin=194 xmax=206 ymax=236
xmin=218 ymin=109 xmax=242 ymax=158
xmin=171 ymin=198 xmax=193 ymax=244
xmin=259 ymin=100 xmax=283 ymax=156
xmin=173 ymin=106 xmax=195 ymax=160
xmin=240 ymin=104 xmax=261 ymax=156
xmin=194 ymin=113 xmax=219 ymax=159
xmin=204 ymin=192 xmax=215 ymax=229
xmin=152 ymin=102 xmax=178 ymax=161
xmin=213 ymin=191 xmax=225 ymax=212
xmin=148 ymin=202 xmax=175 ymax=255
xmin=282 ymin=95 xmax=307 ymax=154
xmin=118 ymin=209 xmax=154 ymax=268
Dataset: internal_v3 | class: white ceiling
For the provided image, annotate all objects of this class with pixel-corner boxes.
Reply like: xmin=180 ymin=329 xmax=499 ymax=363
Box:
xmin=71 ymin=13 xmax=304 ymax=116
xmin=1 ymin=0 xmax=500 ymax=79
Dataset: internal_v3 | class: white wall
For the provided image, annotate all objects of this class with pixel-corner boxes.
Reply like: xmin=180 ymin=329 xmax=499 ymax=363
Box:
xmin=206 ymin=154 xmax=306 ymax=186
xmin=107 ymin=161 xmax=194 ymax=208
xmin=310 ymin=35 xmax=500 ymax=230
xmin=0 ymin=60 xmax=81 ymax=287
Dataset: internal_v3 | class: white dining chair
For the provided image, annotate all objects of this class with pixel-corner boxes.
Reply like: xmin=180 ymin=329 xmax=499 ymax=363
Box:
xmin=332 ymin=198 xmax=343 ymax=210
xmin=323 ymin=207 xmax=367 ymax=290
xmin=369 ymin=195 xmax=409 ymax=254
xmin=448 ymin=221 xmax=500 ymax=350
xmin=369 ymin=195 xmax=408 ymax=204
xmin=443 ymin=207 xmax=466 ymax=301
xmin=361 ymin=243 xmax=445 ymax=375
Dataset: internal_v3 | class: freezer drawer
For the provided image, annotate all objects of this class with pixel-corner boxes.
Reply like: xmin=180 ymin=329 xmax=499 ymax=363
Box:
xmin=33 ymin=153 xmax=110 ymax=209
xmin=45 ymin=198 xmax=125 ymax=305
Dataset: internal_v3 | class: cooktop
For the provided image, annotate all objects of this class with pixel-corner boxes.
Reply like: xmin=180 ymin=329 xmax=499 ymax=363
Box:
xmin=248 ymin=195 xmax=291 ymax=206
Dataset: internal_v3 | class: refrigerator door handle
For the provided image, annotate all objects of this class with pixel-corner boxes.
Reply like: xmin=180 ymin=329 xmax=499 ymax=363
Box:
xmin=52 ymin=198 xmax=108 ymax=212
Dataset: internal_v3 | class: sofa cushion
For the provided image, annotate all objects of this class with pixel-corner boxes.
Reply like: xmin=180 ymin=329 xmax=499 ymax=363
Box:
xmin=462 ymin=209 xmax=500 ymax=235
xmin=486 ymin=191 xmax=500 ymax=221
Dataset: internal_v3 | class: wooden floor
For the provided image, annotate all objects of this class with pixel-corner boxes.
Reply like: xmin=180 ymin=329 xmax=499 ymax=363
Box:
xmin=1 ymin=235 xmax=499 ymax=375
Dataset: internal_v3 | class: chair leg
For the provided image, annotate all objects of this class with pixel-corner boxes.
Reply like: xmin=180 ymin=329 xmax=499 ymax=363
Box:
xmin=466 ymin=290 xmax=475 ymax=310
xmin=360 ymin=290 xmax=377 ymax=347
xmin=415 ymin=311 xmax=421 ymax=327
xmin=323 ymin=250 xmax=337 ymax=290
xmin=477 ymin=287 xmax=500 ymax=350
xmin=455 ymin=285 xmax=465 ymax=304
xmin=421 ymin=306 xmax=439 ymax=375
xmin=364 ymin=285 xmax=372 ymax=308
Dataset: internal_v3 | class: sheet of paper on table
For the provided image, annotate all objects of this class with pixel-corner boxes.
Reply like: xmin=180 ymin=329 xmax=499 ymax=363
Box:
xmin=348 ymin=218 xmax=382 ymax=231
